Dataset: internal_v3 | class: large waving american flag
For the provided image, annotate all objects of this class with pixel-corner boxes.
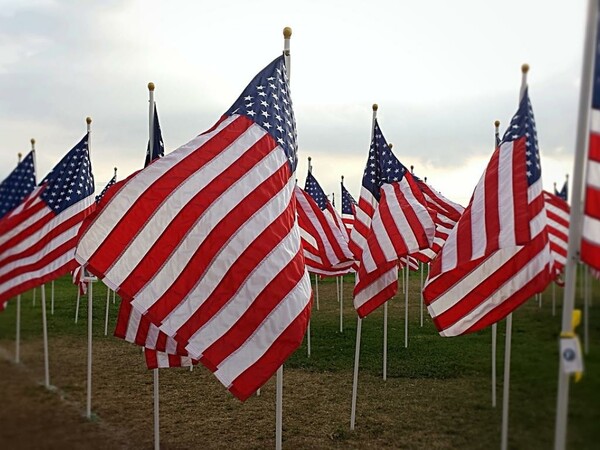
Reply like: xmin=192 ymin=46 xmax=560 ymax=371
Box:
xmin=0 ymin=151 xmax=36 ymax=220
xmin=581 ymin=31 xmax=600 ymax=272
xmin=350 ymin=119 xmax=435 ymax=317
xmin=423 ymin=88 xmax=553 ymax=336
xmin=75 ymin=55 xmax=311 ymax=401
xmin=0 ymin=135 xmax=95 ymax=306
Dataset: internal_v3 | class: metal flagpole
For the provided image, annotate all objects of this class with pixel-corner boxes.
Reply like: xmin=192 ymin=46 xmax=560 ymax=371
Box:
xmin=15 ymin=150 xmax=24 ymax=364
xmin=33 ymin=286 xmax=36 ymax=307
xmin=383 ymin=301 xmax=388 ymax=381
xmin=501 ymin=314 xmax=513 ymax=450
xmin=85 ymin=117 xmax=94 ymax=420
xmin=340 ymin=275 xmax=344 ymax=332
xmin=336 ymin=276 xmax=340 ymax=302
xmin=307 ymin=319 xmax=311 ymax=357
xmin=41 ymin=284 xmax=50 ymax=388
xmin=492 ymin=119 xmax=500 ymax=408
xmin=75 ymin=288 xmax=81 ymax=323
xmin=552 ymin=282 xmax=557 ymax=317
xmin=584 ymin=266 xmax=590 ymax=354
xmin=104 ymin=287 xmax=111 ymax=336
xmin=51 ymin=280 xmax=54 ymax=315
xmin=314 ymin=274 xmax=319 ymax=311
xmin=147 ymin=81 xmax=162 ymax=450
xmin=351 ymin=103 xmax=378 ymax=431
xmin=419 ymin=262 xmax=424 ymax=327
xmin=501 ymin=62 xmax=531 ymax=450
xmin=555 ymin=2 xmax=597 ymax=447
xmin=274 ymin=26 xmax=293 ymax=450
xmin=404 ymin=260 xmax=409 ymax=348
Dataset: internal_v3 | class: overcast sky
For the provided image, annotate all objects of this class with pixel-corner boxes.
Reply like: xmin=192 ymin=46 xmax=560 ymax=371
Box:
xmin=0 ymin=0 xmax=587 ymax=206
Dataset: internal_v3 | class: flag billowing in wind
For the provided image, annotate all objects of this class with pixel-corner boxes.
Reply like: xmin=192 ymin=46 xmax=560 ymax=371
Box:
xmin=350 ymin=119 xmax=435 ymax=317
xmin=341 ymin=180 xmax=357 ymax=235
xmin=0 ymin=134 xmax=95 ymax=305
xmin=423 ymin=88 xmax=553 ymax=336
xmin=581 ymin=26 xmax=600 ymax=271
xmin=543 ymin=190 xmax=570 ymax=278
xmin=75 ymin=55 xmax=311 ymax=401
xmin=297 ymin=171 xmax=354 ymax=276
xmin=0 ymin=151 xmax=36 ymax=220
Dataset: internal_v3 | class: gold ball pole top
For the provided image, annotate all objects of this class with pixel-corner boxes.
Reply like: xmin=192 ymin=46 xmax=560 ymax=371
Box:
xmin=283 ymin=27 xmax=292 ymax=39
xmin=30 ymin=138 xmax=35 ymax=145
xmin=86 ymin=117 xmax=92 ymax=125
xmin=372 ymin=103 xmax=378 ymax=111
xmin=341 ymin=175 xmax=344 ymax=182
xmin=18 ymin=152 xmax=22 ymax=159
xmin=114 ymin=167 xmax=118 ymax=172
xmin=388 ymin=143 xmax=393 ymax=149
xmin=148 ymin=82 xmax=155 ymax=91
xmin=307 ymin=156 xmax=312 ymax=162
xmin=521 ymin=63 xmax=530 ymax=74
xmin=494 ymin=120 xmax=500 ymax=127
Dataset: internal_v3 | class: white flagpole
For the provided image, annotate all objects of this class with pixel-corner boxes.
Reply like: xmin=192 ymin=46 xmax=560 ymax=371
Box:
xmin=104 ymin=287 xmax=111 ymax=336
xmin=552 ymin=282 xmax=557 ymax=317
xmin=41 ymin=284 xmax=50 ymax=388
xmin=350 ymin=317 xmax=362 ymax=430
xmin=501 ymin=62 xmax=530 ymax=450
xmin=307 ymin=319 xmax=311 ymax=357
xmin=112 ymin=287 xmax=116 ymax=304
xmin=584 ymin=266 xmax=590 ymax=354
xmin=383 ymin=301 xmax=388 ymax=381
xmin=491 ymin=119 xmax=500 ymax=408
xmin=555 ymin=2 xmax=597 ymax=447
xmin=419 ymin=262 xmax=424 ymax=327
xmin=32 ymin=286 xmax=36 ymax=307
xmin=274 ymin=26 xmax=292 ymax=450
xmin=153 ymin=368 xmax=160 ymax=450
xmin=501 ymin=314 xmax=513 ymax=450
xmin=75 ymin=288 xmax=81 ymax=323
xmin=404 ymin=261 xmax=409 ymax=348
xmin=314 ymin=274 xmax=319 ymax=311
xmin=85 ymin=117 xmax=94 ymax=420
xmin=340 ymin=275 xmax=344 ymax=332
xmin=15 ymin=151 xmax=24 ymax=364
xmin=336 ymin=276 xmax=340 ymax=302
xmin=51 ymin=280 xmax=54 ymax=315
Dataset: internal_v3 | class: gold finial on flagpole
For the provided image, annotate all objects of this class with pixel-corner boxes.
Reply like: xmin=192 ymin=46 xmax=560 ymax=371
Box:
xmin=148 ymin=82 xmax=155 ymax=92
xmin=283 ymin=27 xmax=292 ymax=39
xmin=388 ymin=143 xmax=393 ymax=149
xmin=494 ymin=120 xmax=500 ymax=127
xmin=30 ymin=138 xmax=35 ymax=145
xmin=113 ymin=167 xmax=118 ymax=176
xmin=521 ymin=63 xmax=530 ymax=74
xmin=86 ymin=117 xmax=92 ymax=125
xmin=372 ymin=104 xmax=378 ymax=111
xmin=18 ymin=152 xmax=22 ymax=162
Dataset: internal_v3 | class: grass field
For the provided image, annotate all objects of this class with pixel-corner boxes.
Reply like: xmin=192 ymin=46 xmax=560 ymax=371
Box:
xmin=0 ymin=271 xmax=598 ymax=449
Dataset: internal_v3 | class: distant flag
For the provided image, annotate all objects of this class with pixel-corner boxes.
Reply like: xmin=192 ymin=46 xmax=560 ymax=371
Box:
xmin=350 ymin=116 xmax=435 ymax=317
xmin=341 ymin=176 xmax=357 ymax=235
xmin=495 ymin=120 xmax=502 ymax=148
xmin=72 ymin=265 xmax=88 ymax=295
xmin=423 ymin=85 xmax=553 ymax=336
xmin=0 ymin=151 xmax=36 ymax=220
xmin=75 ymin=55 xmax=311 ymax=401
xmin=554 ymin=176 xmax=569 ymax=202
xmin=95 ymin=168 xmax=117 ymax=204
xmin=144 ymin=348 xmax=199 ymax=369
xmin=144 ymin=103 xmax=165 ymax=167
xmin=0 ymin=132 xmax=95 ymax=305
xmin=543 ymin=190 xmax=570 ymax=279
xmin=399 ymin=255 xmax=419 ymax=271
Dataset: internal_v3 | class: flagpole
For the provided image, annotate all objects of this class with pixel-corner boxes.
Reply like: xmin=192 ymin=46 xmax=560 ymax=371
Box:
xmin=584 ymin=266 xmax=589 ymax=354
xmin=501 ymin=63 xmax=530 ymax=450
xmin=75 ymin=287 xmax=81 ymax=323
xmin=419 ymin=262 xmax=424 ymax=327
xmin=147 ymin=81 xmax=162 ymax=450
xmin=405 ymin=259 xmax=409 ymax=348
xmin=492 ymin=119 xmax=500 ymax=408
xmin=383 ymin=301 xmax=388 ymax=381
xmin=85 ymin=117 xmax=94 ymax=420
xmin=274 ymin=26 xmax=293 ymax=450
xmin=555 ymin=1 xmax=597 ymax=447
xmin=51 ymin=280 xmax=54 ymax=314
xmin=15 ymin=150 xmax=24 ymax=364
xmin=552 ymin=282 xmax=556 ymax=317
xmin=307 ymin=319 xmax=311 ymax=357
xmin=340 ymin=275 xmax=344 ymax=332
xmin=351 ymin=103 xmax=378 ymax=431
xmin=104 ymin=286 xmax=111 ymax=336
xmin=41 ymin=284 xmax=50 ymax=388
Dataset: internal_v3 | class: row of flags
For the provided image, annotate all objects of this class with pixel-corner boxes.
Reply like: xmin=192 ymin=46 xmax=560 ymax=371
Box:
xmin=0 ymin=31 xmax=596 ymax=403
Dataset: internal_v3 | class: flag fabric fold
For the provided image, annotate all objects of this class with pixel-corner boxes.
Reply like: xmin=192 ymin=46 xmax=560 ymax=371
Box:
xmin=341 ymin=181 xmax=357 ymax=235
xmin=543 ymin=190 xmax=570 ymax=278
xmin=0 ymin=134 xmax=95 ymax=305
xmin=423 ymin=88 xmax=553 ymax=337
xmin=75 ymin=55 xmax=311 ymax=401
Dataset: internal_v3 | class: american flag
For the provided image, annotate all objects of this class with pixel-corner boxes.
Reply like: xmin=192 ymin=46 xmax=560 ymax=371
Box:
xmin=581 ymin=23 xmax=600 ymax=272
xmin=350 ymin=119 xmax=435 ymax=317
xmin=0 ymin=151 xmax=36 ymax=220
xmin=0 ymin=134 xmax=95 ymax=305
xmin=554 ymin=178 xmax=568 ymax=202
xmin=543 ymin=190 xmax=569 ymax=278
xmin=71 ymin=265 xmax=88 ymax=295
xmin=341 ymin=179 xmax=357 ymax=235
xmin=145 ymin=348 xmax=199 ymax=370
xmin=75 ymin=55 xmax=311 ymax=400
xmin=95 ymin=170 xmax=117 ymax=204
xmin=144 ymin=103 xmax=165 ymax=167
xmin=423 ymin=88 xmax=553 ymax=336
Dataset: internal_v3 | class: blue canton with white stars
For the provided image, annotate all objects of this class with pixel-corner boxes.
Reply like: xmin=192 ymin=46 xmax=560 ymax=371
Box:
xmin=40 ymin=134 xmax=94 ymax=214
xmin=341 ymin=182 xmax=356 ymax=215
xmin=362 ymin=119 xmax=408 ymax=201
xmin=0 ymin=151 xmax=36 ymax=220
xmin=500 ymin=88 xmax=541 ymax=186
xmin=95 ymin=173 xmax=117 ymax=204
xmin=304 ymin=171 xmax=328 ymax=210
xmin=225 ymin=55 xmax=298 ymax=172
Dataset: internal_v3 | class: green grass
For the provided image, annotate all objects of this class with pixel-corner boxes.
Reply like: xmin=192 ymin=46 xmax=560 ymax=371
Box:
xmin=0 ymin=272 xmax=598 ymax=449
